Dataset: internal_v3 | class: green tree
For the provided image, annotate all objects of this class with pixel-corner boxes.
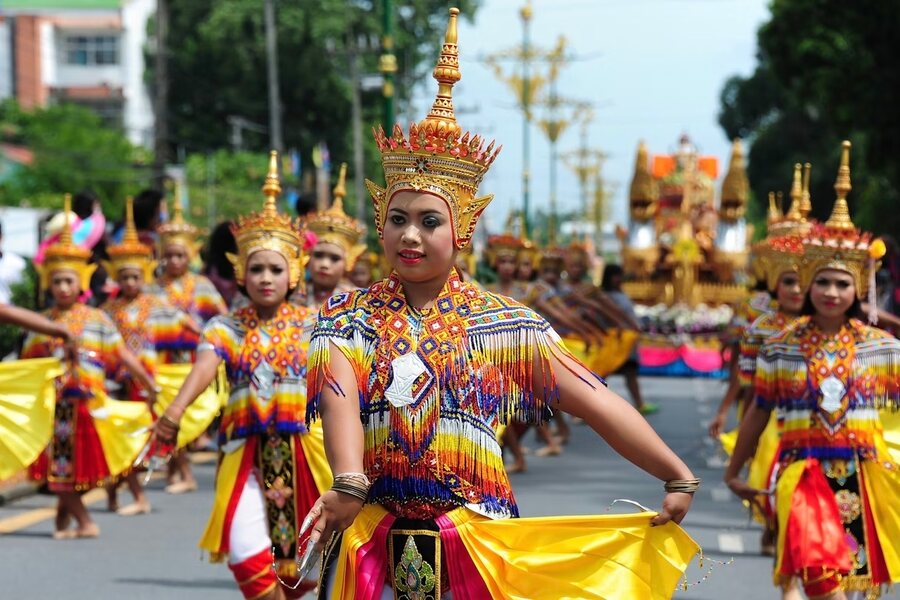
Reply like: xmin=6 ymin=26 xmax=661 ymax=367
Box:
xmin=0 ymin=101 xmax=148 ymax=215
xmin=152 ymin=1 xmax=480 ymax=181
xmin=718 ymin=0 xmax=900 ymax=237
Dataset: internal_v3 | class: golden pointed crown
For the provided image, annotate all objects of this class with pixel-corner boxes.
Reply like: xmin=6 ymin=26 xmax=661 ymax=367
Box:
xmin=307 ymin=163 xmax=367 ymax=271
xmin=629 ymin=141 xmax=658 ymax=220
xmin=105 ymin=196 xmax=157 ymax=281
xmin=365 ymin=7 xmax=501 ymax=249
xmin=227 ymin=151 xmax=307 ymax=289
xmin=485 ymin=233 xmax=524 ymax=267
xmin=768 ymin=163 xmax=813 ymax=237
xmin=719 ymin=139 xmax=749 ymax=220
xmin=38 ymin=194 xmax=96 ymax=292
xmin=799 ymin=141 xmax=884 ymax=298
xmin=158 ymin=182 xmax=202 ymax=256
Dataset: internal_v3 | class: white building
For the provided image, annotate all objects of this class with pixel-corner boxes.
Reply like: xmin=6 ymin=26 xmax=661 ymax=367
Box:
xmin=0 ymin=0 xmax=155 ymax=148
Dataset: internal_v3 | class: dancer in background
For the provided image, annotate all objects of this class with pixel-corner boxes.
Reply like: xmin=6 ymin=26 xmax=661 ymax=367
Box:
xmin=101 ymin=197 xmax=197 ymax=516
xmin=152 ymin=190 xmax=228 ymax=494
xmin=22 ymin=194 xmax=154 ymax=540
xmin=726 ymin=143 xmax=900 ymax=600
xmin=155 ymin=154 xmax=331 ymax=599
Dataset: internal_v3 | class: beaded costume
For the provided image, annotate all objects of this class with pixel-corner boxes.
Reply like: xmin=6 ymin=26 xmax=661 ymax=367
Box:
xmin=754 ymin=143 xmax=900 ymax=597
xmin=307 ymin=10 xmax=699 ymax=598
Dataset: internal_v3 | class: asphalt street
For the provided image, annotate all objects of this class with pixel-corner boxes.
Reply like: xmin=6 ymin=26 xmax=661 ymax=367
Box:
xmin=1 ymin=376 xmax=896 ymax=599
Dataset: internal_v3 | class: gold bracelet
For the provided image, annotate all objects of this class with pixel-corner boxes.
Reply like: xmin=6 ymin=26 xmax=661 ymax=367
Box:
xmin=664 ymin=478 xmax=701 ymax=494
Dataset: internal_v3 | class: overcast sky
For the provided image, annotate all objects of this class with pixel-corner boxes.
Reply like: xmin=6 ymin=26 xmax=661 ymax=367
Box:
xmin=411 ymin=0 xmax=771 ymax=234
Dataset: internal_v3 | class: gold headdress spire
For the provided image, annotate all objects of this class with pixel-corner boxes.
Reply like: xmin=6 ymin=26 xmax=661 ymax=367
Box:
xmin=366 ymin=7 xmax=501 ymax=250
xmin=720 ymin=139 xmax=749 ymax=203
xmin=228 ymin=151 xmax=306 ymax=289
xmin=799 ymin=140 xmax=883 ymax=298
xmin=629 ymin=141 xmax=657 ymax=209
xmin=800 ymin=162 xmax=812 ymax=220
xmin=825 ymin=141 xmax=854 ymax=230
xmin=307 ymin=162 xmax=367 ymax=271
xmin=784 ymin=163 xmax=803 ymax=221
xmin=158 ymin=181 xmax=201 ymax=256
xmin=105 ymin=196 xmax=156 ymax=281
xmin=37 ymin=194 xmax=96 ymax=292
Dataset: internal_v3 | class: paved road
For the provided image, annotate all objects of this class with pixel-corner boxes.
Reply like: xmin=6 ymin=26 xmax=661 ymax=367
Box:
xmin=1 ymin=376 xmax=896 ymax=599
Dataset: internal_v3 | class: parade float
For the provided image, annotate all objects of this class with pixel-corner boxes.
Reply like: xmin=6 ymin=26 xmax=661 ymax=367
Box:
xmin=617 ymin=136 xmax=752 ymax=377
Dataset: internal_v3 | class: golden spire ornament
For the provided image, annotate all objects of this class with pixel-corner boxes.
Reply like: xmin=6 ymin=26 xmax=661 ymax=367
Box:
xmin=37 ymin=194 xmax=96 ymax=292
xmin=800 ymin=162 xmax=812 ymax=220
xmin=799 ymin=140 xmax=884 ymax=299
xmin=105 ymin=196 xmax=157 ymax=281
xmin=158 ymin=181 xmax=202 ymax=256
xmin=366 ymin=7 xmax=501 ymax=249
xmin=228 ymin=151 xmax=306 ymax=290
xmin=307 ymin=163 xmax=368 ymax=271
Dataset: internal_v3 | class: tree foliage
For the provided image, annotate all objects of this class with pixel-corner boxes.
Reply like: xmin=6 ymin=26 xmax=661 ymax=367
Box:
xmin=155 ymin=0 xmax=480 ymax=163
xmin=0 ymin=101 xmax=148 ymax=215
xmin=719 ymin=0 xmax=900 ymax=237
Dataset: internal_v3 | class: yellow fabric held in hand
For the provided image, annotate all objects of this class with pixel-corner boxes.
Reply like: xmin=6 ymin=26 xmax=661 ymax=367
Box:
xmin=154 ymin=363 xmax=227 ymax=448
xmin=879 ymin=409 xmax=900 ymax=464
xmin=298 ymin=419 xmax=333 ymax=494
xmin=861 ymin=459 xmax=900 ymax=582
xmin=0 ymin=357 xmax=62 ymax=480
xmin=330 ymin=505 xmax=700 ymax=600
xmin=89 ymin=391 xmax=152 ymax=478
xmin=773 ymin=460 xmax=805 ymax=576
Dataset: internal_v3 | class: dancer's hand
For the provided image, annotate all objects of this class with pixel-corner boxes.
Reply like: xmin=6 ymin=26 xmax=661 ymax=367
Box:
xmin=725 ymin=476 xmax=768 ymax=502
xmin=153 ymin=410 xmax=182 ymax=446
xmin=707 ymin=412 xmax=726 ymax=438
xmin=296 ymin=490 xmax=364 ymax=578
xmin=651 ymin=491 xmax=693 ymax=526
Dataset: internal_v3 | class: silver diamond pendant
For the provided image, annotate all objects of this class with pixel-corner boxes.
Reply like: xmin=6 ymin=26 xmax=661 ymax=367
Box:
xmin=385 ymin=353 xmax=427 ymax=408
xmin=819 ymin=375 xmax=846 ymax=414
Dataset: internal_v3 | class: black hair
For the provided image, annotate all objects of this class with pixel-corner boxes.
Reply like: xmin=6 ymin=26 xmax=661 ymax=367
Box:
xmin=202 ymin=220 xmax=237 ymax=280
xmin=800 ymin=290 xmax=864 ymax=320
xmin=133 ymin=189 xmax=164 ymax=230
xmin=72 ymin=189 xmax=99 ymax=219
xmin=295 ymin=192 xmax=317 ymax=217
xmin=601 ymin=264 xmax=624 ymax=292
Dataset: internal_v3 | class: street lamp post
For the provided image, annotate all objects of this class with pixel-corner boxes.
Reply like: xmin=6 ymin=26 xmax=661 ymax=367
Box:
xmin=380 ymin=0 xmax=397 ymax=129
xmin=520 ymin=2 xmax=532 ymax=237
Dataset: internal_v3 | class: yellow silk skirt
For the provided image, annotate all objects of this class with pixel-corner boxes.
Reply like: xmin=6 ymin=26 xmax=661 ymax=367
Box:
xmin=327 ymin=503 xmax=700 ymax=599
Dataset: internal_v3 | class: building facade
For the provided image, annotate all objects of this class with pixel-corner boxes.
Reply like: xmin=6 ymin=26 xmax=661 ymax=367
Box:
xmin=0 ymin=0 xmax=155 ymax=148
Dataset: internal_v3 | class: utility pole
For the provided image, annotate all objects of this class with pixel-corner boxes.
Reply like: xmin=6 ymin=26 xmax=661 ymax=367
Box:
xmin=348 ymin=40 xmax=366 ymax=223
xmin=152 ymin=0 xmax=169 ymax=190
xmin=379 ymin=0 xmax=396 ymax=129
xmin=520 ymin=2 xmax=533 ymax=237
xmin=264 ymin=0 xmax=284 ymax=154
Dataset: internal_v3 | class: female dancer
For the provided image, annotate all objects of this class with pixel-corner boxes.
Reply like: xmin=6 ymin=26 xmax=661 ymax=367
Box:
xmin=152 ymin=191 xmax=228 ymax=493
xmin=302 ymin=10 xmax=699 ymax=598
xmin=101 ymin=197 xmax=196 ymax=515
xmin=303 ymin=163 xmax=367 ymax=310
xmin=726 ymin=143 xmax=900 ymax=599
xmin=22 ymin=195 xmax=155 ymax=539
xmin=155 ymin=155 xmax=331 ymax=599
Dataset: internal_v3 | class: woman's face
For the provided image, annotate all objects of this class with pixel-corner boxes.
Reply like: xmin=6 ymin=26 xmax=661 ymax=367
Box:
xmin=516 ymin=255 xmax=535 ymax=281
xmin=539 ymin=263 xmax=561 ymax=286
xmin=162 ymin=243 xmax=189 ymax=277
xmin=309 ymin=241 xmax=346 ymax=290
xmin=565 ymin=257 xmax=587 ymax=281
xmin=50 ymin=270 xmax=80 ymax=308
xmin=349 ymin=260 xmax=373 ymax=288
xmin=774 ymin=271 xmax=803 ymax=314
xmin=494 ymin=254 xmax=517 ymax=281
xmin=382 ymin=191 xmax=456 ymax=285
xmin=244 ymin=250 xmax=289 ymax=310
xmin=809 ymin=268 xmax=856 ymax=319
xmin=117 ymin=267 xmax=144 ymax=300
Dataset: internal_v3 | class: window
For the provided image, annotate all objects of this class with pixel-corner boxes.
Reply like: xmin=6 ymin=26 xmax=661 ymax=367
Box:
xmin=63 ymin=35 xmax=119 ymax=66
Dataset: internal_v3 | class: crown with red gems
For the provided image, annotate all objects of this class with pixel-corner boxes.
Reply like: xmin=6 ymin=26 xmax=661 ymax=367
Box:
xmin=307 ymin=163 xmax=367 ymax=271
xmin=38 ymin=194 xmax=96 ymax=291
xmin=365 ymin=8 xmax=501 ymax=250
xmin=227 ymin=151 xmax=306 ymax=289
xmin=485 ymin=233 xmax=524 ymax=267
xmin=105 ymin=196 xmax=157 ymax=281
xmin=799 ymin=141 xmax=885 ymax=298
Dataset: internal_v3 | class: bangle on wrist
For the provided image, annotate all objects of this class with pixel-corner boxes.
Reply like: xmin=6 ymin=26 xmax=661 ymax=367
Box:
xmin=331 ymin=472 xmax=371 ymax=502
xmin=664 ymin=478 xmax=701 ymax=494
xmin=158 ymin=413 xmax=180 ymax=429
